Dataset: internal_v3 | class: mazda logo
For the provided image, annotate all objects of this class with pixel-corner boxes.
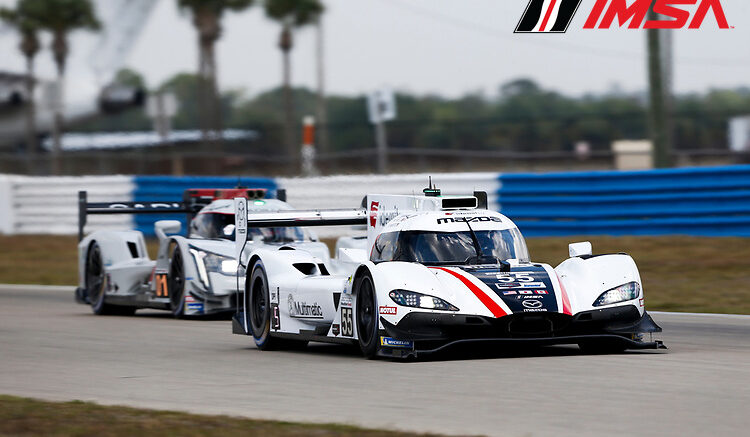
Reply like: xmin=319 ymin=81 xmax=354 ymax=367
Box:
xmin=522 ymin=300 xmax=543 ymax=309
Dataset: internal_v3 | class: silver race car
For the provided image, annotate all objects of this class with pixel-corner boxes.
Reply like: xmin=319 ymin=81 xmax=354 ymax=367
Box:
xmin=75 ymin=188 xmax=331 ymax=317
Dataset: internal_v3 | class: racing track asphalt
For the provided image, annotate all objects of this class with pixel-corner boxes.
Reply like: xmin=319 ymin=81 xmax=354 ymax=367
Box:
xmin=1 ymin=284 xmax=748 ymax=437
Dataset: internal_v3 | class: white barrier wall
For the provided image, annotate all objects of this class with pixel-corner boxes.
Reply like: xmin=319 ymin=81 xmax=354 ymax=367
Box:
xmin=278 ymin=172 xmax=501 ymax=238
xmin=1 ymin=175 xmax=135 ymax=235
xmin=0 ymin=172 xmax=500 ymax=237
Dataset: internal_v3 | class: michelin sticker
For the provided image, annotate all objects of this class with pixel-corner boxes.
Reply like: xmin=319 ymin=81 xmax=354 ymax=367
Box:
xmin=380 ymin=337 xmax=414 ymax=348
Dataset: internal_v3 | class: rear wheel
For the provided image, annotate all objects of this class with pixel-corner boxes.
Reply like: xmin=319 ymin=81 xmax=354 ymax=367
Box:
xmin=355 ymin=273 xmax=379 ymax=359
xmin=86 ymin=242 xmax=135 ymax=316
xmin=168 ymin=244 xmax=187 ymax=318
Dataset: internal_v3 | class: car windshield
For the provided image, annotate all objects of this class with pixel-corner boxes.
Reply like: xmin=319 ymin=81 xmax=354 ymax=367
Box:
xmin=371 ymin=229 xmax=530 ymax=265
xmin=190 ymin=213 xmax=309 ymax=243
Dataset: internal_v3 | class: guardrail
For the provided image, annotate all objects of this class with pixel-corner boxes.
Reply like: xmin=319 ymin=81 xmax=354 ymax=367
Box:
xmin=0 ymin=175 xmax=134 ymax=235
xmin=2 ymin=166 xmax=750 ymax=238
xmin=499 ymin=165 xmax=750 ymax=237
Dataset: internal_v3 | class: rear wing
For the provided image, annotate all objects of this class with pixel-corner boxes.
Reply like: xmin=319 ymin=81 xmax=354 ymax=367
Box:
xmin=78 ymin=187 xmax=272 ymax=241
xmin=233 ymin=190 xmax=488 ymax=255
xmin=238 ymin=209 xmax=368 ymax=228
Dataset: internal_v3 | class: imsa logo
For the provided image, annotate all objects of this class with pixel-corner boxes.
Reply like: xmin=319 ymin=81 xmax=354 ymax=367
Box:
xmin=515 ymin=0 xmax=583 ymax=33
xmin=516 ymin=0 xmax=730 ymax=32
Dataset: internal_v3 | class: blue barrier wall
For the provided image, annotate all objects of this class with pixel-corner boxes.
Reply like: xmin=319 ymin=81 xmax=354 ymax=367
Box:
xmin=497 ymin=165 xmax=750 ymax=237
xmin=133 ymin=176 xmax=277 ymax=236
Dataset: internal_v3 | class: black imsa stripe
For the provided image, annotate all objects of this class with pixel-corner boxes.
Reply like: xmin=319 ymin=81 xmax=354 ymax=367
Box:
xmin=516 ymin=0 xmax=545 ymax=32
xmin=550 ymin=0 xmax=582 ymax=32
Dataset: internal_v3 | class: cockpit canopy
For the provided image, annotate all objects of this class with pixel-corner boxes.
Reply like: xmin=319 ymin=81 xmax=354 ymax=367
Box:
xmin=190 ymin=199 xmax=313 ymax=243
xmin=190 ymin=212 xmax=311 ymax=242
xmin=371 ymin=228 xmax=529 ymax=265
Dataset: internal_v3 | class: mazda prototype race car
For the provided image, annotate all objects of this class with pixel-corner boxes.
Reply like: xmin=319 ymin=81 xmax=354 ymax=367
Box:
xmin=75 ymin=188 xmax=332 ymax=317
xmin=232 ymin=187 xmax=665 ymax=359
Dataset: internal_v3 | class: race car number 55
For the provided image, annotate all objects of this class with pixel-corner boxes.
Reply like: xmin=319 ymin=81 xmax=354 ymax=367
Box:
xmin=496 ymin=273 xmax=533 ymax=282
xmin=341 ymin=308 xmax=353 ymax=337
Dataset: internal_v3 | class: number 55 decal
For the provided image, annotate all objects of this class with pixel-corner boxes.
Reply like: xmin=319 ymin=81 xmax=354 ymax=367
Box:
xmin=341 ymin=307 xmax=353 ymax=337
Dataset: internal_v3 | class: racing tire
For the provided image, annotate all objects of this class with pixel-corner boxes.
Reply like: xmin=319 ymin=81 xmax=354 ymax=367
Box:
xmin=355 ymin=272 xmax=379 ymax=359
xmin=86 ymin=242 xmax=135 ymax=316
xmin=246 ymin=261 xmax=307 ymax=351
xmin=578 ymin=339 xmax=628 ymax=355
xmin=247 ymin=261 xmax=279 ymax=350
xmin=168 ymin=244 xmax=187 ymax=318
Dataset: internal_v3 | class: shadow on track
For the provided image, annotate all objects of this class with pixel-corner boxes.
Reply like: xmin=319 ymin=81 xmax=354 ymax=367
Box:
xmin=235 ymin=341 xmax=662 ymax=363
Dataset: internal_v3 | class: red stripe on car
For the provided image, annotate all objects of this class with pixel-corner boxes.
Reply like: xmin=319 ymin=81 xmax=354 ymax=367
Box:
xmin=556 ymin=273 xmax=573 ymax=315
xmin=432 ymin=267 xmax=507 ymax=318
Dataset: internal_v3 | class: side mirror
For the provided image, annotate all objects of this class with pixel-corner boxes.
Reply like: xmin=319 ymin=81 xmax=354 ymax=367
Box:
xmin=569 ymin=241 xmax=592 ymax=258
xmin=155 ymin=220 xmax=181 ymax=241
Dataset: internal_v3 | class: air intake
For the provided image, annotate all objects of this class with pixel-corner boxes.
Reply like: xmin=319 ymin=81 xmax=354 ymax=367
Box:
xmin=441 ymin=197 xmax=477 ymax=210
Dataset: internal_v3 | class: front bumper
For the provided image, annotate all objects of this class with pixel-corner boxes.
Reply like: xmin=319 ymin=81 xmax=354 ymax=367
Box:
xmin=379 ymin=306 xmax=665 ymax=357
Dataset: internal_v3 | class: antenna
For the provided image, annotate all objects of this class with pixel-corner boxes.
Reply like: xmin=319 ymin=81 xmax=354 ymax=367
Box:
xmin=423 ymin=176 xmax=441 ymax=197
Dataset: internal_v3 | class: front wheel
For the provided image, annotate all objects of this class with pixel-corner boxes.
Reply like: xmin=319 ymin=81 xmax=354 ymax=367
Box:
xmin=247 ymin=261 xmax=279 ymax=350
xmin=247 ymin=261 xmax=306 ymax=351
xmin=355 ymin=272 xmax=379 ymax=359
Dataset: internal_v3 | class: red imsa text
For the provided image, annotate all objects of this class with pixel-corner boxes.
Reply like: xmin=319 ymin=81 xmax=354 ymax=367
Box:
xmin=584 ymin=0 xmax=729 ymax=29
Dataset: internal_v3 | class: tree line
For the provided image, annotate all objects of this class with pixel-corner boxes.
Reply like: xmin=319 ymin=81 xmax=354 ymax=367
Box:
xmin=82 ymin=74 xmax=750 ymax=156
xmin=1 ymin=0 xmax=324 ymax=173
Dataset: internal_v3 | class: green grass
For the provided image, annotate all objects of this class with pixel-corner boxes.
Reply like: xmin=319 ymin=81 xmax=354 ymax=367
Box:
xmin=1 ymin=235 xmax=748 ymax=314
xmin=0 ymin=395 xmax=452 ymax=437
xmin=525 ymin=236 xmax=750 ymax=314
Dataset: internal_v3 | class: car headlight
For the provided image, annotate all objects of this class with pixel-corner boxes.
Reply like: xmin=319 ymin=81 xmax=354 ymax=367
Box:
xmin=203 ymin=253 xmax=239 ymax=274
xmin=593 ymin=282 xmax=641 ymax=307
xmin=189 ymin=249 xmax=240 ymax=288
xmin=389 ymin=289 xmax=459 ymax=311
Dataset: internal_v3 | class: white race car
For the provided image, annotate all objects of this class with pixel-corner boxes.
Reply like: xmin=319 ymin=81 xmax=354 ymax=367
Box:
xmin=232 ymin=186 xmax=665 ymax=358
xmin=75 ymin=188 xmax=333 ymax=317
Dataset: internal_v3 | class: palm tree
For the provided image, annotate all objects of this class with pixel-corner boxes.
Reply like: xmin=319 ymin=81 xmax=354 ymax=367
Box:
xmin=264 ymin=0 xmax=323 ymax=172
xmin=0 ymin=1 xmax=41 ymax=171
xmin=177 ymin=0 xmax=255 ymax=145
xmin=22 ymin=0 xmax=100 ymax=175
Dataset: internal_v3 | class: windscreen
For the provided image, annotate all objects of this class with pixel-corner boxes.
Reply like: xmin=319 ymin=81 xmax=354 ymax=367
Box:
xmin=190 ymin=213 xmax=309 ymax=242
xmin=371 ymin=229 xmax=530 ymax=265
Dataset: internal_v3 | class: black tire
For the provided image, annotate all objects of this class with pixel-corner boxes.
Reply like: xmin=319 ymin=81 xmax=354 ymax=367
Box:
xmin=247 ymin=261 xmax=278 ymax=350
xmin=578 ymin=339 xmax=628 ymax=355
xmin=355 ymin=272 xmax=379 ymax=359
xmin=246 ymin=261 xmax=306 ymax=351
xmin=86 ymin=242 xmax=135 ymax=316
xmin=168 ymin=244 xmax=187 ymax=318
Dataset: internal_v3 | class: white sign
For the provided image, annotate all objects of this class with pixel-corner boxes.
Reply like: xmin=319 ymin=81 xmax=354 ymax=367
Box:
xmin=729 ymin=116 xmax=750 ymax=152
xmin=146 ymin=92 xmax=178 ymax=118
xmin=234 ymin=197 xmax=248 ymax=261
xmin=367 ymin=88 xmax=397 ymax=124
